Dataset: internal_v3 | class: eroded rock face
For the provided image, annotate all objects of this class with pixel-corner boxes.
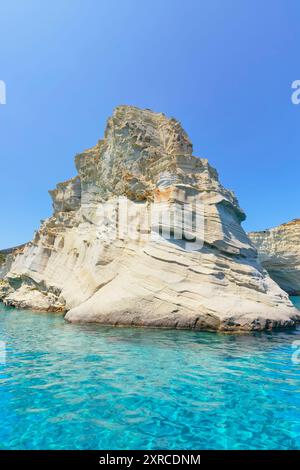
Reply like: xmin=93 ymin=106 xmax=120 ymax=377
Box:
xmin=49 ymin=176 xmax=81 ymax=213
xmin=0 ymin=245 xmax=25 ymax=280
xmin=1 ymin=106 xmax=298 ymax=330
xmin=249 ymin=219 xmax=300 ymax=295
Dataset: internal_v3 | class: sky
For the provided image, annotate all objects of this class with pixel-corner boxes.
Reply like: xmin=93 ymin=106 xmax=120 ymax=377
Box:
xmin=0 ymin=0 xmax=300 ymax=248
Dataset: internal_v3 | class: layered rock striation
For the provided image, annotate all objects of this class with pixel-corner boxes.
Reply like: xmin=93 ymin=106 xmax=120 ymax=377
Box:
xmin=0 ymin=106 xmax=298 ymax=330
xmin=249 ymin=219 xmax=300 ymax=295
xmin=0 ymin=244 xmax=25 ymax=279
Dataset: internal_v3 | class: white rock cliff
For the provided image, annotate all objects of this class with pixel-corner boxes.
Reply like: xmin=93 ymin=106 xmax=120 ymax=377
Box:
xmin=0 ymin=106 xmax=298 ymax=331
xmin=249 ymin=219 xmax=300 ymax=295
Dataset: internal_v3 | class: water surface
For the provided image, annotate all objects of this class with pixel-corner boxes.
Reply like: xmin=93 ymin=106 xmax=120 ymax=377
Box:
xmin=0 ymin=300 xmax=300 ymax=450
xmin=291 ymin=296 xmax=300 ymax=310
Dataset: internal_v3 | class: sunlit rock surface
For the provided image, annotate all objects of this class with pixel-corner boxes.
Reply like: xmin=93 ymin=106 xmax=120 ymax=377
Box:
xmin=0 ymin=106 xmax=298 ymax=331
xmin=249 ymin=219 xmax=300 ymax=296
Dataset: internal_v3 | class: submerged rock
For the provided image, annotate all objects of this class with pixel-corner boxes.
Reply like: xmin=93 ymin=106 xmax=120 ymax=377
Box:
xmin=249 ymin=219 xmax=300 ymax=296
xmin=1 ymin=106 xmax=298 ymax=330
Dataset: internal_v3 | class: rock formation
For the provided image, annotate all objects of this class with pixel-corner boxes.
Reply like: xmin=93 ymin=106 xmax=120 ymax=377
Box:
xmin=0 ymin=106 xmax=298 ymax=331
xmin=0 ymin=245 xmax=25 ymax=279
xmin=249 ymin=219 xmax=300 ymax=295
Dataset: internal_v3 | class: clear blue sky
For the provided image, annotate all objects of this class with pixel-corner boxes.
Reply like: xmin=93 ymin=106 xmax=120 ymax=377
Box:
xmin=0 ymin=0 xmax=300 ymax=248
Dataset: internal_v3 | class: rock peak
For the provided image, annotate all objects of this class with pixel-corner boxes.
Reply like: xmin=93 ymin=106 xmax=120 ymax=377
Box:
xmin=106 ymin=104 xmax=193 ymax=157
xmin=71 ymin=106 xmax=244 ymax=220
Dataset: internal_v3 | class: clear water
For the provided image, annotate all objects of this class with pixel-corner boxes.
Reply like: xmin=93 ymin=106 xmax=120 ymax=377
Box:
xmin=291 ymin=295 xmax=300 ymax=310
xmin=0 ymin=300 xmax=300 ymax=450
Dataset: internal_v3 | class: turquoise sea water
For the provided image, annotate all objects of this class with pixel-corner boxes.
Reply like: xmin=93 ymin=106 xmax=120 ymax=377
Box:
xmin=291 ymin=296 xmax=300 ymax=310
xmin=0 ymin=300 xmax=300 ymax=450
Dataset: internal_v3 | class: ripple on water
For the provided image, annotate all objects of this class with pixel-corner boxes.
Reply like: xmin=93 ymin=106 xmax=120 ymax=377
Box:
xmin=0 ymin=300 xmax=300 ymax=449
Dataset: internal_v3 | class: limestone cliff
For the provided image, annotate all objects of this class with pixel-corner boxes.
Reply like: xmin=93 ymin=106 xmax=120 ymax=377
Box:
xmin=0 ymin=106 xmax=298 ymax=331
xmin=249 ymin=219 xmax=300 ymax=295
xmin=0 ymin=245 xmax=25 ymax=278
